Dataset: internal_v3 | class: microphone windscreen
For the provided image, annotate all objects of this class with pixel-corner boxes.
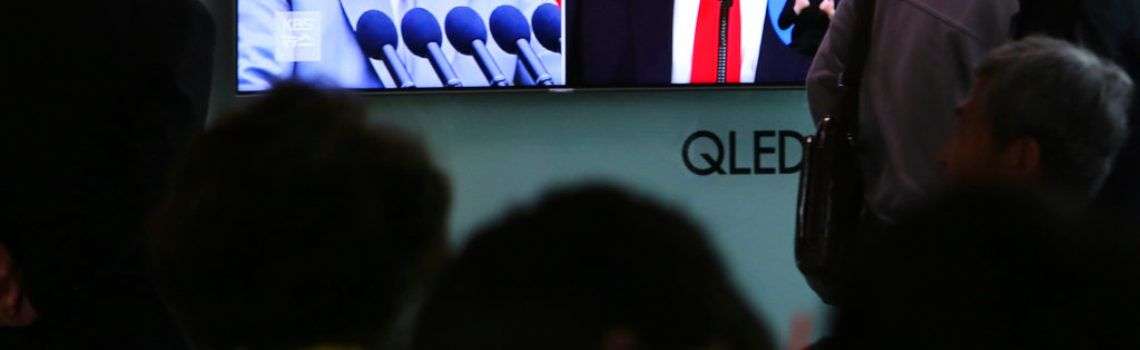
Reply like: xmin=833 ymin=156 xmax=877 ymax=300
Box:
xmin=445 ymin=7 xmax=487 ymax=55
xmin=355 ymin=10 xmax=400 ymax=60
xmin=400 ymin=8 xmax=443 ymax=58
xmin=531 ymin=3 xmax=561 ymax=53
xmin=489 ymin=5 xmax=531 ymax=54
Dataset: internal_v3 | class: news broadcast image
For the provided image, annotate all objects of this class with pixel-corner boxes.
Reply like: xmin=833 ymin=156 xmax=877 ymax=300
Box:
xmin=237 ymin=0 xmax=565 ymax=91
xmin=237 ymin=0 xmax=819 ymax=92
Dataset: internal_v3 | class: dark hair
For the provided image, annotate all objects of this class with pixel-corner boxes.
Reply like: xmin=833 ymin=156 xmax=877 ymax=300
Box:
xmin=149 ymin=83 xmax=451 ymax=348
xmin=976 ymin=37 xmax=1133 ymax=199
xmin=412 ymin=184 xmax=773 ymax=350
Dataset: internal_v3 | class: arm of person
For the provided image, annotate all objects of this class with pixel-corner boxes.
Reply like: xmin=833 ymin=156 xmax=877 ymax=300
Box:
xmin=238 ymin=0 xmax=293 ymax=92
xmin=778 ymin=0 xmax=799 ymax=29
xmin=805 ymin=0 xmax=857 ymax=125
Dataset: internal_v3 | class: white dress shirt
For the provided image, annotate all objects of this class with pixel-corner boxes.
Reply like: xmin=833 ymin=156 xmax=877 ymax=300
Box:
xmin=672 ymin=0 xmax=767 ymax=84
xmin=239 ymin=0 xmax=386 ymax=91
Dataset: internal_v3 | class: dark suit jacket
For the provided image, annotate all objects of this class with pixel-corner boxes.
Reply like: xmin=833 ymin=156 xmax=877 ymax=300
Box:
xmin=568 ymin=0 xmax=813 ymax=86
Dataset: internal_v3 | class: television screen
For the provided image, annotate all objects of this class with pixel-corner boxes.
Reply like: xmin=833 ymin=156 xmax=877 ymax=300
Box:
xmin=237 ymin=0 xmax=825 ymax=92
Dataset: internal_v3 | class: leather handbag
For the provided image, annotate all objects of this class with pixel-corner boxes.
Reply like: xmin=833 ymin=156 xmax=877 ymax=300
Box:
xmin=795 ymin=0 xmax=875 ymax=304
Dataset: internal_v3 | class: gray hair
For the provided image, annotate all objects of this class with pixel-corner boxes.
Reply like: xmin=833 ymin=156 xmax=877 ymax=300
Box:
xmin=976 ymin=36 xmax=1134 ymax=199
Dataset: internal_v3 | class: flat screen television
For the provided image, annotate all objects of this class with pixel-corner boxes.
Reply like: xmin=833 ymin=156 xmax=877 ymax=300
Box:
xmin=236 ymin=0 xmax=826 ymax=93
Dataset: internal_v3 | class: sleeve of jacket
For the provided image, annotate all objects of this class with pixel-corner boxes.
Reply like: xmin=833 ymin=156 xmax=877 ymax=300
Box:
xmin=778 ymin=0 xmax=797 ymax=30
xmin=805 ymin=0 xmax=857 ymax=126
xmin=238 ymin=0 xmax=292 ymax=91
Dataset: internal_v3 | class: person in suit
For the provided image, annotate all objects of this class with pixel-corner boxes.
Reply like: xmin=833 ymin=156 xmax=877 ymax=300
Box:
xmin=238 ymin=0 xmax=562 ymax=91
xmin=568 ymin=0 xmax=811 ymax=87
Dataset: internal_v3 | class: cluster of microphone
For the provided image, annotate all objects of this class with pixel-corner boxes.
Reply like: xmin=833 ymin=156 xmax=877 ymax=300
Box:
xmin=355 ymin=4 xmax=562 ymax=88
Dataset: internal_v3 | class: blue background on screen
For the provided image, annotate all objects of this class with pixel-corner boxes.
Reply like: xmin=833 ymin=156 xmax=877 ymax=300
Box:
xmin=767 ymin=0 xmax=795 ymax=45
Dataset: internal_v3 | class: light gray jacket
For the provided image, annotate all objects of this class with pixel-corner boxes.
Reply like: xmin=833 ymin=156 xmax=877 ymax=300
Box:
xmin=806 ymin=0 xmax=1019 ymax=223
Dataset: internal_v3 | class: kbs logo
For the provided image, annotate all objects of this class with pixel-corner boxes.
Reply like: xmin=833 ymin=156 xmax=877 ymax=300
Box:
xmin=275 ymin=11 xmax=322 ymax=62
xmin=682 ymin=130 xmax=806 ymax=176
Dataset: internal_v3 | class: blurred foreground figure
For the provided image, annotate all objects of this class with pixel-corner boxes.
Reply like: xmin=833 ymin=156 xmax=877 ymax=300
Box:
xmin=1 ymin=0 xmax=214 ymax=347
xmin=824 ymin=187 xmax=1140 ymax=349
xmin=413 ymin=185 xmax=774 ymax=350
xmin=939 ymin=37 xmax=1133 ymax=215
xmin=150 ymin=84 xmax=451 ymax=349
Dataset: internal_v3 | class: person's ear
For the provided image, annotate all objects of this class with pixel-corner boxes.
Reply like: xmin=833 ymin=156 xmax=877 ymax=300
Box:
xmin=1001 ymin=137 xmax=1042 ymax=180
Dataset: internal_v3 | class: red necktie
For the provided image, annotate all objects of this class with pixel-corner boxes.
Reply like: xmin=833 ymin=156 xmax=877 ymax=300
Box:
xmin=691 ymin=0 xmax=741 ymax=84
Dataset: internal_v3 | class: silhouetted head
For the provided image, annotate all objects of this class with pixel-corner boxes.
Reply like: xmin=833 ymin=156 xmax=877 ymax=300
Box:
xmin=939 ymin=37 xmax=1133 ymax=211
xmin=412 ymin=184 xmax=773 ymax=350
xmin=149 ymin=83 xmax=451 ymax=349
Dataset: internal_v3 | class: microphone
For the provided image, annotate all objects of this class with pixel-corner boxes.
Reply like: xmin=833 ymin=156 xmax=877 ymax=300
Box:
xmin=531 ymin=3 xmax=561 ymax=53
xmin=401 ymin=8 xmax=463 ymax=88
xmin=489 ymin=6 xmax=554 ymax=86
xmin=445 ymin=7 xmax=509 ymax=87
xmin=355 ymin=10 xmax=415 ymax=88
xmin=514 ymin=61 xmax=536 ymax=86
